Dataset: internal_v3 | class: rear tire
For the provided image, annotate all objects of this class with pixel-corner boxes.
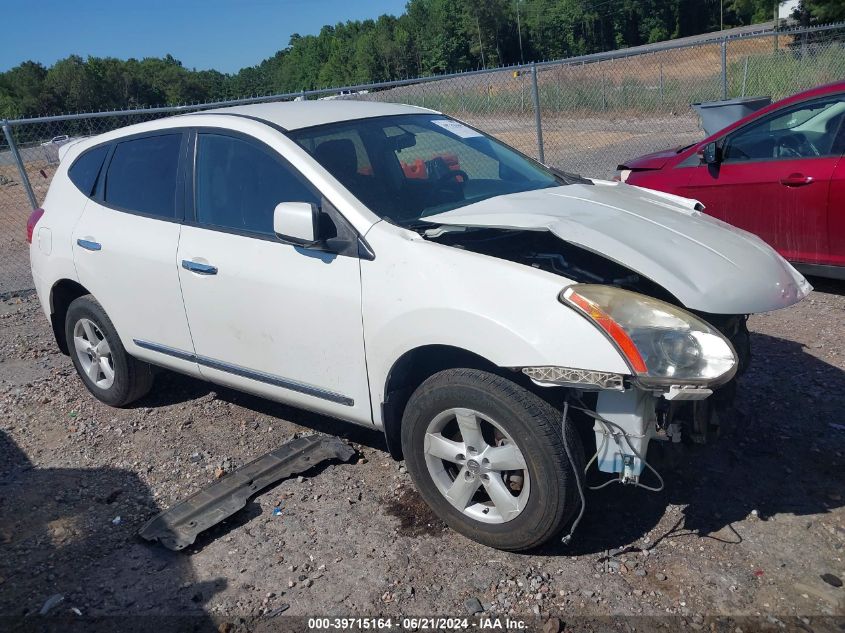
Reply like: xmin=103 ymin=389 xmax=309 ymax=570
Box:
xmin=401 ymin=368 xmax=584 ymax=551
xmin=65 ymin=295 xmax=154 ymax=407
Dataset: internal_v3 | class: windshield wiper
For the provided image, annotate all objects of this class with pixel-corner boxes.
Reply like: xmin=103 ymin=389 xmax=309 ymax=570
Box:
xmin=398 ymin=219 xmax=442 ymax=231
xmin=549 ymin=167 xmax=593 ymax=185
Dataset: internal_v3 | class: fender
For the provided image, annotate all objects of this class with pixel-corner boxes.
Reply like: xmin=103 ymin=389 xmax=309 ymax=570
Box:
xmin=361 ymin=223 xmax=630 ymax=427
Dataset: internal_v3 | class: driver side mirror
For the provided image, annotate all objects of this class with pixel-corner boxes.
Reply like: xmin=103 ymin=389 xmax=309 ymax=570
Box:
xmin=699 ymin=142 xmax=721 ymax=165
xmin=273 ymin=202 xmax=319 ymax=247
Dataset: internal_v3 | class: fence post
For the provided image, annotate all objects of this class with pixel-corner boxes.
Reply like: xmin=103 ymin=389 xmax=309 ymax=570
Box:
xmin=720 ymin=40 xmax=728 ymax=100
xmin=601 ymin=68 xmax=607 ymax=111
xmin=659 ymin=61 xmax=664 ymax=105
xmin=521 ymin=73 xmax=525 ymax=114
xmin=2 ymin=121 xmax=38 ymax=210
xmin=530 ymin=62 xmax=545 ymax=164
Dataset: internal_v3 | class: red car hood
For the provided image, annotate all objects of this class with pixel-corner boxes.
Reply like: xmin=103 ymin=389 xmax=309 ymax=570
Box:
xmin=621 ymin=146 xmax=690 ymax=170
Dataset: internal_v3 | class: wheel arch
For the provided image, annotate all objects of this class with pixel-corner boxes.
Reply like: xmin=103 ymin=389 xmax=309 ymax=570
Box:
xmin=380 ymin=344 xmax=539 ymax=460
xmin=49 ymin=279 xmax=92 ymax=355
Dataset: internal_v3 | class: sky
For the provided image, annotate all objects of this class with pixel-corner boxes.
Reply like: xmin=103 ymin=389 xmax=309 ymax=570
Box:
xmin=1 ymin=0 xmax=409 ymax=74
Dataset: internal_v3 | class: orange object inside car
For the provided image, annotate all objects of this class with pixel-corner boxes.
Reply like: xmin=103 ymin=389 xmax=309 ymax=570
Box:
xmin=399 ymin=153 xmax=462 ymax=179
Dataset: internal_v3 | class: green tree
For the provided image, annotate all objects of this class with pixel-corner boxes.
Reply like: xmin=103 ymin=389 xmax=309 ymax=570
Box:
xmin=2 ymin=0 xmax=820 ymax=116
xmin=0 ymin=61 xmax=50 ymax=116
xmin=725 ymin=0 xmax=775 ymax=25
xmin=798 ymin=0 xmax=845 ymax=22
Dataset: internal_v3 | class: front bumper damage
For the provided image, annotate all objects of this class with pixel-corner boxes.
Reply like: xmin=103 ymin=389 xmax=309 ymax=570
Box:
xmin=592 ymin=389 xmax=658 ymax=482
xmin=592 ymin=382 xmax=722 ymax=482
xmin=529 ymin=313 xmax=751 ymax=485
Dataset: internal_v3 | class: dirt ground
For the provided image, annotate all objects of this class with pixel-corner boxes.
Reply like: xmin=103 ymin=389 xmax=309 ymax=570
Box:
xmin=0 ymin=277 xmax=843 ymax=630
xmin=0 ymin=152 xmax=57 ymax=297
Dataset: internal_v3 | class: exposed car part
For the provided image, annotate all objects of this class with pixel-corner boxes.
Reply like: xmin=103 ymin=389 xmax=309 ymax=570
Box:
xmin=522 ymin=366 xmax=625 ymax=391
xmin=139 ymin=435 xmax=355 ymax=551
xmin=560 ymin=395 xmax=667 ymax=545
xmin=590 ymin=389 xmax=660 ymax=481
xmin=657 ymin=393 xmax=724 ymax=445
xmin=559 ymin=400 xmax=590 ymax=545
xmin=663 ymin=385 xmax=713 ymax=401
xmin=425 ymin=227 xmax=675 ymax=302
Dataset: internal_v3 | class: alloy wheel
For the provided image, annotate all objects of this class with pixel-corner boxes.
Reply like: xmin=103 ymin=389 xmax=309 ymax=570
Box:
xmin=423 ymin=407 xmax=530 ymax=524
xmin=72 ymin=317 xmax=116 ymax=389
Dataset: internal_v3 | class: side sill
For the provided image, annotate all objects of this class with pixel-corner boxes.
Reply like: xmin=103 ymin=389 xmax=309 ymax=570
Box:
xmin=133 ymin=339 xmax=354 ymax=406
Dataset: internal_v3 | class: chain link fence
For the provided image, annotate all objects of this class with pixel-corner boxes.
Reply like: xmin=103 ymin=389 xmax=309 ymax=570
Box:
xmin=2 ymin=23 xmax=844 ymax=297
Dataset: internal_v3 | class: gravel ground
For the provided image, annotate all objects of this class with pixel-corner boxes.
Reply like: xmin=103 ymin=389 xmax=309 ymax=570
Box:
xmin=0 ymin=282 xmax=844 ymax=630
xmin=0 ymin=153 xmax=55 ymax=297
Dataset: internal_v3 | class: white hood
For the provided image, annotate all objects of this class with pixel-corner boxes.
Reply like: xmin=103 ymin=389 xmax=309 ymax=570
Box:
xmin=424 ymin=180 xmax=811 ymax=314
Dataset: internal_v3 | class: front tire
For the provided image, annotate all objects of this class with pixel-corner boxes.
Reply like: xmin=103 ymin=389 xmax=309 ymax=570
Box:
xmin=401 ymin=368 xmax=584 ymax=551
xmin=65 ymin=295 xmax=154 ymax=407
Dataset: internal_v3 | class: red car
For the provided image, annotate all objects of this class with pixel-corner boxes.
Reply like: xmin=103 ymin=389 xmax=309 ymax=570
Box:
xmin=619 ymin=81 xmax=845 ymax=279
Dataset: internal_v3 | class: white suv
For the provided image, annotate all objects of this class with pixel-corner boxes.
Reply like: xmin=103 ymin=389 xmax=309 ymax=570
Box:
xmin=28 ymin=101 xmax=810 ymax=550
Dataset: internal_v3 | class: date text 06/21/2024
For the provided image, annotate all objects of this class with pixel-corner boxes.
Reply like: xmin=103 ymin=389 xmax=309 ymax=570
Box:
xmin=306 ymin=617 xmax=528 ymax=630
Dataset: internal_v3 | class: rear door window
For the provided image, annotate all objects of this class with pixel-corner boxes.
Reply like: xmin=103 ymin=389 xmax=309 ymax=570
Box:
xmin=194 ymin=132 xmax=319 ymax=237
xmin=68 ymin=145 xmax=109 ymax=196
xmin=104 ymin=134 xmax=182 ymax=218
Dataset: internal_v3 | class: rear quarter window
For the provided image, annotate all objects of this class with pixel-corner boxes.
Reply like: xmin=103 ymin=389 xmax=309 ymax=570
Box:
xmin=68 ymin=145 xmax=109 ymax=196
xmin=104 ymin=134 xmax=182 ymax=218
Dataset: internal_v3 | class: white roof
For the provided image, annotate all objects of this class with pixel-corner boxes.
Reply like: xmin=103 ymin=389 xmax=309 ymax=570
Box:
xmin=192 ymin=100 xmax=437 ymax=130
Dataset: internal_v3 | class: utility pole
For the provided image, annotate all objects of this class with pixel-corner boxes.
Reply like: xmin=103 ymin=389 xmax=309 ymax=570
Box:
xmin=800 ymin=1 xmax=809 ymax=59
xmin=515 ymin=0 xmax=525 ymax=64
xmin=774 ymin=1 xmax=779 ymax=52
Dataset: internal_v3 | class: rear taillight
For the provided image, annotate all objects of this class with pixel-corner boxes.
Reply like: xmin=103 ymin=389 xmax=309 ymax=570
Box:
xmin=26 ymin=208 xmax=45 ymax=244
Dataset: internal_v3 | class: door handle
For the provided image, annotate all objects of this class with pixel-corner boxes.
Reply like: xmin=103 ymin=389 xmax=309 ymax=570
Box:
xmin=76 ymin=239 xmax=101 ymax=251
xmin=181 ymin=259 xmax=218 ymax=275
xmin=779 ymin=173 xmax=814 ymax=187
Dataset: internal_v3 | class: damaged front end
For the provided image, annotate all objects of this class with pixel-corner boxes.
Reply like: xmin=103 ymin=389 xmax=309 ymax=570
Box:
xmin=526 ymin=283 xmax=742 ymax=485
xmin=417 ymin=181 xmax=810 ymax=487
xmin=422 ymin=227 xmax=756 ymax=486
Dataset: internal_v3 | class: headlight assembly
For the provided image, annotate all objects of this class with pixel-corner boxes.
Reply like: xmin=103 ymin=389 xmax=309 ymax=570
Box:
xmin=560 ymin=284 xmax=737 ymax=387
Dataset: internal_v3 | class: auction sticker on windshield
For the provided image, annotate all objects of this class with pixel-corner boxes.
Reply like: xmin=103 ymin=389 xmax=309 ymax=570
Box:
xmin=431 ymin=119 xmax=482 ymax=138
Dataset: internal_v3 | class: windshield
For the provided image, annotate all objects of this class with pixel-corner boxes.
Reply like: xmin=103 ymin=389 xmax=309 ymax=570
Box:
xmin=289 ymin=114 xmax=569 ymax=226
